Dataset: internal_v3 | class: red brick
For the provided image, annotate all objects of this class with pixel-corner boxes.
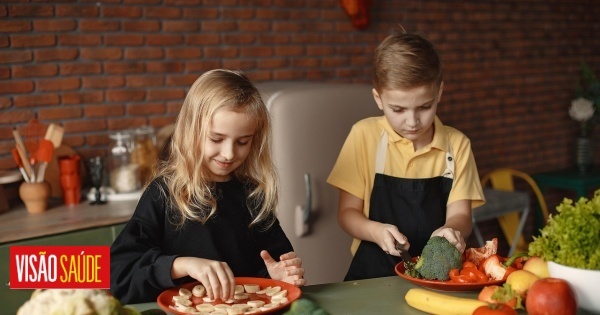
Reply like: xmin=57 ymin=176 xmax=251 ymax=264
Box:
xmin=0 ymin=109 xmax=32 ymax=124
xmin=274 ymin=45 xmax=304 ymax=56
xmin=273 ymin=21 xmax=303 ymax=32
xmin=61 ymin=91 xmax=104 ymax=105
xmin=10 ymin=34 xmax=55 ymax=48
xmin=255 ymin=8 xmax=290 ymax=19
xmin=165 ymin=47 xmax=202 ymax=59
xmin=0 ymin=36 xmax=7 ymax=47
xmin=104 ymin=62 xmax=144 ymax=74
xmin=165 ymin=101 xmax=183 ymax=114
xmin=79 ymin=20 xmax=120 ymax=32
xmin=125 ymin=0 xmax=161 ymax=4
xmin=12 ymin=64 xmax=58 ymax=78
xmin=149 ymin=116 xmax=178 ymax=127
xmin=60 ymin=63 xmax=102 ymax=75
xmin=239 ymin=46 xmax=273 ymax=58
xmin=185 ymin=60 xmax=222 ymax=72
xmin=126 ymin=75 xmax=165 ymax=87
xmin=257 ymin=33 xmax=289 ymax=44
xmin=80 ymin=47 xmax=123 ymax=61
xmin=144 ymin=6 xmax=181 ymax=19
xmin=165 ymin=74 xmax=199 ymax=87
xmin=105 ymin=34 xmax=144 ymax=46
xmin=0 ymin=67 xmax=9 ymax=79
xmin=106 ymin=90 xmax=145 ymax=102
xmin=84 ymin=104 xmax=126 ymax=117
xmin=291 ymin=58 xmax=319 ymax=68
xmin=146 ymin=61 xmax=184 ymax=73
xmin=222 ymin=59 xmax=256 ymax=70
xmin=33 ymin=19 xmax=77 ymax=32
xmin=13 ymin=94 xmax=60 ymax=107
xmin=0 ymin=97 xmax=12 ymax=109
xmin=64 ymin=119 xmax=107 ymax=133
xmin=127 ymin=102 xmax=166 ymax=115
xmin=146 ymin=89 xmax=185 ymax=101
xmin=163 ymin=21 xmax=200 ymax=32
xmin=0 ymin=80 xmax=34 ymax=94
xmin=0 ymin=6 xmax=6 ymax=17
xmin=8 ymin=5 xmax=53 ymax=17
xmin=37 ymin=77 xmax=80 ymax=92
xmin=204 ymin=47 xmax=238 ymax=58
xmin=222 ymin=7 xmax=255 ymax=19
xmin=38 ymin=107 xmax=82 ymax=120
xmin=255 ymin=58 xmax=289 ymax=69
xmin=102 ymin=6 xmax=142 ymax=18
xmin=82 ymin=76 xmax=125 ymax=89
xmin=272 ymin=69 xmax=304 ymax=80
xmin=0 ymin=20 xmax=31 ymax=32
xmin=238 ymin=21 xmax=271 ymax=32
xmin=201 ymin=21 xmax=237 ymax=32
xmin=223 ymin=34 xmax=256 ymax=45
xmin=55 ymin=4 xmax=99 ymax=17
xmin=85 ymin=134 xmax=110 ymax=147
xmin=146 ymin=34 xmax=183 ymax=46
xmin=59 ymin=34 xmax=102 ymax=46
xmin=122 ymin=20 xmax=160 ymax=32
xmin=34 ymin=48 xmax=78 ymax=62
xmin=107 ymin=117 xmax=147 ymax=131
xmin=124 ymin=47 xmax=164 ymax=60
xmin=182 ymin=7 xmax=219 ymax=19
xmin=185 ymin=33 xmax=220 ymax=45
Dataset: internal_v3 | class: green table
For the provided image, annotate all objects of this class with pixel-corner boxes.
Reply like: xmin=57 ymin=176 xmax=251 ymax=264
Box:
xmin=533 ymin=167 xmax=600 ymax=198
xmin=128 ymin=276 xmax=595 ymax=314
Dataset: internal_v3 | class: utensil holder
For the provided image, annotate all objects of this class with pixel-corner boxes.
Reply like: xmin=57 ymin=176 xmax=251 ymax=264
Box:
xmin=19 ymin=181 xmax=51 ymax=214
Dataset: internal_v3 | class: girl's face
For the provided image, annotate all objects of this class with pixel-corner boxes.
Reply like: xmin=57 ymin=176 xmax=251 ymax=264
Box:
xmin=203 ymin=108 xmax=256 ymax=182
xmin=373 ymin=83 xmax=443 ymax=151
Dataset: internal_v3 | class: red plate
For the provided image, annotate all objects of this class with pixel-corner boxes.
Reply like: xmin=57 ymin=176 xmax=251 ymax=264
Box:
xmin=395 ymin=262 xmax=505 ymax=291
xmin=157 ymin=277 xmax=301 ymax=314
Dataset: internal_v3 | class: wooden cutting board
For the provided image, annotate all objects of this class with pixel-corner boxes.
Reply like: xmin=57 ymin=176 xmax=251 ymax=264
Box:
xmin=44 ymin=145 xmax=78 ymax=198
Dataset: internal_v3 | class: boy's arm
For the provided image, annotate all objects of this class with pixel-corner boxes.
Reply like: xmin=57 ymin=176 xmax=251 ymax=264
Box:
xmin=337 ymin=189 xmax=408 ymax=255
xmin=431 ymin=199 xmax=472 ymax=252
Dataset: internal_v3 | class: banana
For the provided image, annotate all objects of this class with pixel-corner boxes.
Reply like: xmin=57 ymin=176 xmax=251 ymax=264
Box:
xmin=404 ymin=288 xmax=486 ymax=315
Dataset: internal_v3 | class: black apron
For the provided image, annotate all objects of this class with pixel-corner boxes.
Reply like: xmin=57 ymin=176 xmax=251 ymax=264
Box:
xmin=345 ymin=131 xmax=455 ymax=281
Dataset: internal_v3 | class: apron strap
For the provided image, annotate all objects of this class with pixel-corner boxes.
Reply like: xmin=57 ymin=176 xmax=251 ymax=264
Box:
xmin=375 ymin=130 xmax=455 ymax=179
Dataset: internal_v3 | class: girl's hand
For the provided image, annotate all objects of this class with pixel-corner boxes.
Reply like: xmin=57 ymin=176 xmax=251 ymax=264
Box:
xmin=431 ymin=227 xmax=466 ymax=253
xmin=173 ymin=257 xmax=236 ymax=301
xmin=261 ymin=250 xmax=307 ymax=287
xmin=374 ymin=223 xmax=410 ymax=256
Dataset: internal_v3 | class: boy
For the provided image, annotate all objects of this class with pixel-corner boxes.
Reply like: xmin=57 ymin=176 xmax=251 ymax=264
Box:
xmin=327 ymin=32 xmax=485 ymax=280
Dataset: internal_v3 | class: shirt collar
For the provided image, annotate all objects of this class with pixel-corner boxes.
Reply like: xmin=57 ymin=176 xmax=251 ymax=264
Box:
xmin=377 ymin=116 xmax=449 ymax=152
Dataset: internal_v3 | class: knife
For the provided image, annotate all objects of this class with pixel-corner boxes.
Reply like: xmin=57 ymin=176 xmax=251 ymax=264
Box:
xmin=396 ymin=240 xmax=412 ymax=262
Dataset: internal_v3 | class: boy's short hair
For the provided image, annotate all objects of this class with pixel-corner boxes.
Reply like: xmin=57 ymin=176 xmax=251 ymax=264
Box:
xmin=373 ymin=32 xmax=443 ymax=96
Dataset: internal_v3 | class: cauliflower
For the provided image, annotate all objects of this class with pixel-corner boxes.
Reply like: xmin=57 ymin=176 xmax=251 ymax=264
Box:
xmin=17 ymin=289 xmax=140 ymax=315
xmin=414 ymin=236 xmax=463 ymax=280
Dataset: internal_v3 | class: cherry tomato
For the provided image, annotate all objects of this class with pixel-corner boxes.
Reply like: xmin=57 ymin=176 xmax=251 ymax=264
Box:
xmin=461 ymin=267 xmax=488 ymax=283
xmin=473 ymin=303 xmax=517 ymax=315
xmin=449 ymin=268 xmax=475 ymax=283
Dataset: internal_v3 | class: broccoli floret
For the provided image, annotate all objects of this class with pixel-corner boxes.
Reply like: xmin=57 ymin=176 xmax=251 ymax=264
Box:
xmin=414 ymin=236 xmax=463 ymax=280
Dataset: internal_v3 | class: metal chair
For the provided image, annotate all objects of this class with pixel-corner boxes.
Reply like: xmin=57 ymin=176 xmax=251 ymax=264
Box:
xmin=479 ymin=168 xmax=549 ymax=254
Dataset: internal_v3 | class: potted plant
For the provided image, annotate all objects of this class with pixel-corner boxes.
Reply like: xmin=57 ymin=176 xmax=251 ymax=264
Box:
xmin=528 ymin=190 xmax=600 ymax=313
xmin=571 ymin=62 xmax=600 ymax=173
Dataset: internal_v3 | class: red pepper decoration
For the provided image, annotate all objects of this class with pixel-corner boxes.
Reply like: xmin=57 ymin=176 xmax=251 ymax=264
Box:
xmin=340 ymin=0 xmax=372 ymax=30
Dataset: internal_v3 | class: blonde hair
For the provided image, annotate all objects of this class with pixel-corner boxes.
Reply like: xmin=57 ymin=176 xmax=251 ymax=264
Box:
xmin=155 ymin=69 xmax=278 ymax=229
xmin=373 ymin=31 xmax=443 ymax=96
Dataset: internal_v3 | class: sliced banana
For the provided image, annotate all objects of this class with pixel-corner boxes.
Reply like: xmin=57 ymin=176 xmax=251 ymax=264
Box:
xmin=179 ymin=287 xmax=192 ymax=298
xmin=271 ymin=296 xmax=289 ymax=305
xmin=265 ymin=286 xmax=282 ymax=296
xmin=234 ymin=285 xmax=245 ymax=294
xmin=234 ymin=293 xmax=249 ymax=300
xmin=246 ymin=300 xmax=265 ymax=308
xmin=259 ymin=303 xmax=278 ymax=311
xmin=243 ymin=284 xmax=260 ymax=293
xmin=272 ymin=289 xmax=287 ymax=298
xmin=192 ymin=284 xmax=206 ymax=297
xmin=202 ymin=296 xmax=216 ymax=303
xmin=195 ymin=304 xmax=215 ymax=312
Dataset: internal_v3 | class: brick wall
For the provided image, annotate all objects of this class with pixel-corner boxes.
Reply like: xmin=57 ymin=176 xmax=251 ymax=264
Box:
xmin=1 ymin=1 xmax=600 ymax=249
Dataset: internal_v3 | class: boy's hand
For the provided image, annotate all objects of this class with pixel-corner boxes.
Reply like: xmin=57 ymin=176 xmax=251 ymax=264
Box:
xmin=261 ymin=250 xmax=307 ymax=287
xmin=173 ymin=257 xmax=236 ymax=301
xmin=375 ymin=223 xmax=410 ymax=256
xmin=431 ymin=227 xmax=465 ymax=253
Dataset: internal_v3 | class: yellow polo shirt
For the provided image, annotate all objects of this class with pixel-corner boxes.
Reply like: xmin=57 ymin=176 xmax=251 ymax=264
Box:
xmin=327 ymin=115 xmax=485 ymax=254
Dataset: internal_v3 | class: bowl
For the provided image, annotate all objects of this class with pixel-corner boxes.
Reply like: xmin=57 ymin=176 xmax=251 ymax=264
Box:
xmin=547 ymin=261 xmax=600 ymax=313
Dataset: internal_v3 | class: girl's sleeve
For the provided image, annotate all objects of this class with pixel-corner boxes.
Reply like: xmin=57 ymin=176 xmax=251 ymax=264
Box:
xmin=109 ymin=181 xmax=178 ymax=304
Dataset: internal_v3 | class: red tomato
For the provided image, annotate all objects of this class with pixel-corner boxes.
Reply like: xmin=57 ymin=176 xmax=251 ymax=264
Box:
xmin=473 ymin=303 xmax=517 ymax=315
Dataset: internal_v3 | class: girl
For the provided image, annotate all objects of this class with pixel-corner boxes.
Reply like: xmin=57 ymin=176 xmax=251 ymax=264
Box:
xmin=110 ymin=69 xmax=306 ymax=304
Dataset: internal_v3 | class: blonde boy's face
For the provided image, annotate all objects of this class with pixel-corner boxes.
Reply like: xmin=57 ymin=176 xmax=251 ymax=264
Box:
xmin=373 ymin=83 xmax=443 ymax=150
xmin=202 ymin=108 xmax=255 ymax=182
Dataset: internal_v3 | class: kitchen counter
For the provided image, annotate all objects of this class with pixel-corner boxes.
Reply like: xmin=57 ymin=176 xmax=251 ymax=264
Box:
xmin=128 ymin=276 xmax=596 ymax=314
xmin=0 ymin=197 xmax=137 ymax=244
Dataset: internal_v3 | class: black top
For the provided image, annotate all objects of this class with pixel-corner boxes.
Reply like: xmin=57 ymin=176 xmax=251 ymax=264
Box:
xmin=110 ymin=177 xmax=294 ymax=304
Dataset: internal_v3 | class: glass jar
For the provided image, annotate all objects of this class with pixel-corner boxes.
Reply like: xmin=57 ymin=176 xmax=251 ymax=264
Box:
xmin=130 ymin=126 xmax=158 ymax=186
xmin=108 ymin=132 xmax=140 ymax=193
